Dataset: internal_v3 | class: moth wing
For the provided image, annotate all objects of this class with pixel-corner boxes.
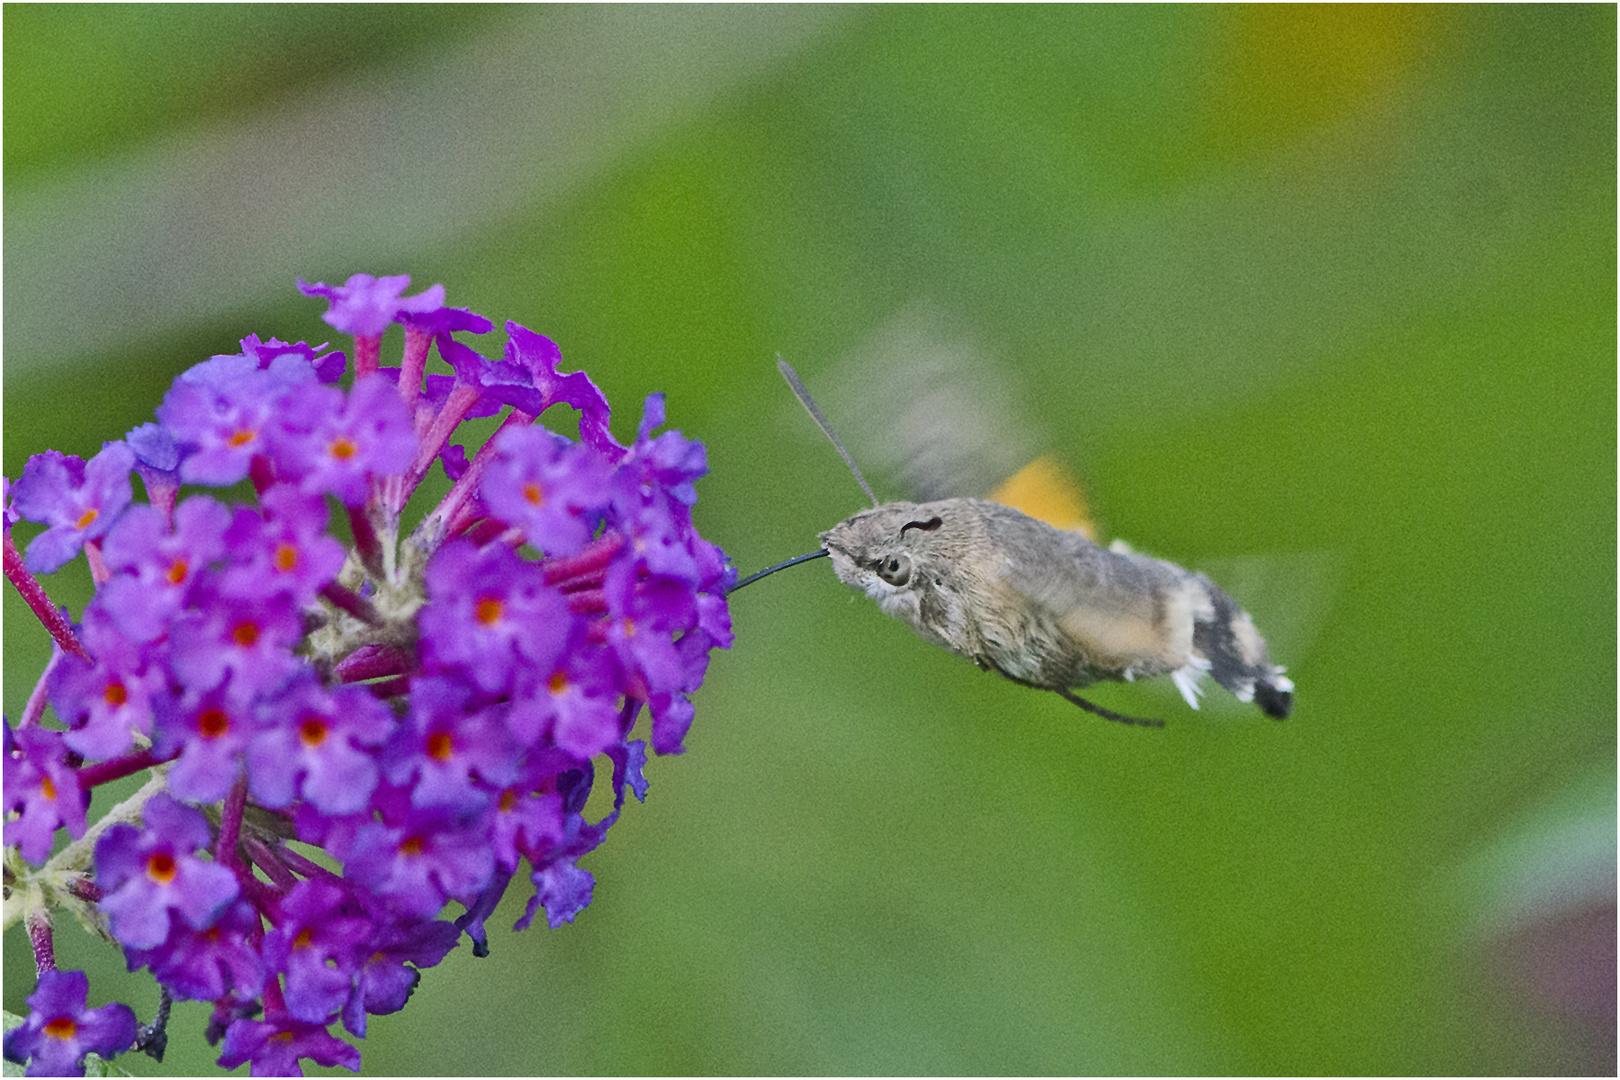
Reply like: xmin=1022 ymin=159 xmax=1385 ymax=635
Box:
xmin=1188 ymin=549 xmax=1338 ymax=664
xmin=813 ymin=302 xmax=1053 ymax=500
xmin=986 ymin=455 xmax=1097 ymax=539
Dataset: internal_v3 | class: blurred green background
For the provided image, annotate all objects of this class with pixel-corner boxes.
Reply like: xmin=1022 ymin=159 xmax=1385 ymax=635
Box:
xmin=4 ymin=5 xmax=1614 ymax=1075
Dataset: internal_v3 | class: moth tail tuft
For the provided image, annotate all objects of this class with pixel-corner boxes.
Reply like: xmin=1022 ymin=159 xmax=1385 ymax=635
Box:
xmin=1254 ymin=680 xmax=1293 ymax=720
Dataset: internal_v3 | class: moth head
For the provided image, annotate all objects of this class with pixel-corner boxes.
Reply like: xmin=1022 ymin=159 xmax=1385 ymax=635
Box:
xmin=819 ymin=503 xmax=948 ymax=600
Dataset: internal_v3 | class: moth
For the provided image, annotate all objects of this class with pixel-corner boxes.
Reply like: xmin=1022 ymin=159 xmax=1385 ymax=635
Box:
xmin=732 ymin=358 xmax=1294 ymax=728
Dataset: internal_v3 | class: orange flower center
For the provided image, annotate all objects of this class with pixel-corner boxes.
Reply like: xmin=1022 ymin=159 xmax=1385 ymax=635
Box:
xmin=274 ymin=544 xmax=299 ymax=572
xmin=298 ymin=715 xmax=330 ymax=747
xmin=145 ymin=851 xmax=178 ymax=884
xmin=227 ymin=428 xmax=257 ymax=448
xmin=165 ymin=558 xmax=190 ymax=586
xmin=74 ymin=508 xmax=99 ymax=530
xmin=39 ymin=775 xmax=57 ymax=800
xmin=474 ymin=596 xmax=503 ymax=625
xmin=103 ymin=681 xmax=128 ymax=707
xmin=328 ymin=436 xmax=359 ymax=461
xmin=426 ymin=731 xmax=454 ymax=761
xmin=522 ymin=482 xmax=544 ymax=507
xmin=231 ymin=620 xmax=260 ymax=647
xmin=43 ymin=1017 xmax=77 ymax=1041
xmin=196 ymin=708 xmax=230 ymax=739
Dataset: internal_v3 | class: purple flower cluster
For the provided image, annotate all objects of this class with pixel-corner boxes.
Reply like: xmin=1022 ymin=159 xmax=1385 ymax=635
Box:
xmin=3 ymin=274 xmax=733 ymax=1076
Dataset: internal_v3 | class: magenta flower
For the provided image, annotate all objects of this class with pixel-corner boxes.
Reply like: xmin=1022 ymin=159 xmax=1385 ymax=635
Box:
xmin=510 ymin=644 xmax=626 ymax=760
xmin=166 ymin=588 xmax=304 ymax=703
xmin=271 ymin=375 xmax=416 ymax=505
xmin=4 ymin=725 xmax=87 ymax=862
xmin=216 ymin=1015 xmax=361 ymax=1076
xmin=48 ymin=610 xmax=163 ymax=760
xmin=519 ymin=859 xmax=595 ymax=930
xmin=3 ymin=969 xmax=138 ymax=1077
xmin=419 ymin=540 xmax=575 ymax=695
xmin=261 ymin=879 xmax=372 ymax=1024
xmin=95 ymin=795 xmax=240 ymax=950
xmin=155 ymin=352 xmax=319 ymax=487
xmin=151 ymin=683 xmax=268 ymax=804
xmin=246 ymin=677 xmax=392 ymax=814
xmin=97 ymin=496 xmax=231 ymax=641
xmin=298 ymin=272 xmax=445 ymax=338
xmin=342 ymin=912 xmax=460 ymax=1036
xmin=480 ymin=424 xmax=612 ymax=556
xmin=123 ymin=898 xmax=267 ymax=1003
xmin=10 ymin=442 xmax=136 ymax=573
xmin=332 ymin=805 xmax=495 ymax=920
xmin=382 ymin=675 xmax=519 ymax=813
xmin=216 ymin=489 xmax=346 ymax=603
xmin=236 ymin=333 xmax=347 ymax=384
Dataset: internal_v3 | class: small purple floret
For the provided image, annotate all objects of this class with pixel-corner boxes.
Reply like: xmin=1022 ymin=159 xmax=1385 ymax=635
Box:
xmin=247 ymin=678 xmax=391 ymax=814
xmin=272 ymin=376 xmax=416 ymax=505
xmin=217 ymin=489 xmax=346 ymax=604
xmin=216 ymin=1015 xmax=361 ymax=1076
xmin=96 ymin=794 xmax=240 ymax=950
xmin=97 ymin=496 xmax=230 ymax=641
xmin=517 ymin=859 xmax=595 ymax=930
xmin=11 ymin=443 xmax=136 ymax=574
xmin=419 ymin=541 xmax=575 ymax=696
xmin=2 ymin=969 xmax=137 ymax=1077
xmin=124 ymin=898 xmax=267 ymax=1003
xmin=262 ymin=879 xmax=371 ymax=1024
xmin=48 ymin=610 xmax=162 ymax=760
xmin=481 ymin=425 xmax=611 ymax=557
xmin=3 ymin=725 xmax=87 ymax=863
xmin=298 ymin=273 xmax=445 ymax=338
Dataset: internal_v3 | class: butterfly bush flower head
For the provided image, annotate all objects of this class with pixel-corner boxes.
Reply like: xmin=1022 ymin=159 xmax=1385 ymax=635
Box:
xmin=3 ymin=275 xmax=734 ymax=1076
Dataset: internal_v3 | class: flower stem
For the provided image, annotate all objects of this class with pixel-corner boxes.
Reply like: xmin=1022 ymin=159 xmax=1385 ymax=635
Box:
xmin=78 ymin=750 xmax=161 ymax=790
xmin=20 ymin=645 xmax=66 ymax=729
xmin=3 ymin=531 xmax=90 ymax=660
xmin=216 ymin=776 xmax=249 ymax=873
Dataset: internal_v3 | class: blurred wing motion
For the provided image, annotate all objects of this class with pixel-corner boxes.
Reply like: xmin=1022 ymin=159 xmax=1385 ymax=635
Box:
xmin=812 ymin=300 xmax=1103 ymax=534
xmin=817 ymin=302 xmax=1047 ymax=504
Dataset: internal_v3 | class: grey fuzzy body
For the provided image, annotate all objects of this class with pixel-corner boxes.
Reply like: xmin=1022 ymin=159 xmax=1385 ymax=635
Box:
xmin=819 ymin=499 xmax=1292 ymax=719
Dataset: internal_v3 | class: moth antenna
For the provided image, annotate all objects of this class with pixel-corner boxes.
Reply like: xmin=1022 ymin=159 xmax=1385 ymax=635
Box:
xmin=1057 ymin=688 xmax=1165 ymax=729
xmin=777 ymin=356 xmax=880 ymax=509
xmin=727 ymin=549 xmax=829 ymax=594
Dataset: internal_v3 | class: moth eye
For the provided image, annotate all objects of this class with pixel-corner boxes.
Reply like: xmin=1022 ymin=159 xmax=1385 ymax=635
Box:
xmin=877 ymin=552 xmax=912 ymax=587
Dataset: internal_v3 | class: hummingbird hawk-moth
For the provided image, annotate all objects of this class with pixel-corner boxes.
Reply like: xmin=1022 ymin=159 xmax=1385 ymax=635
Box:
xmin=731 ymin=358 xmax=1294 ymax=729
